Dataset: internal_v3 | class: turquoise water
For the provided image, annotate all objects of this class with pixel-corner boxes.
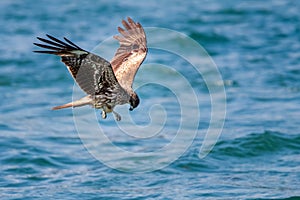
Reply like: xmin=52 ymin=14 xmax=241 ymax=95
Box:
xmin=1 ymin=0 xmax=300 ymax=199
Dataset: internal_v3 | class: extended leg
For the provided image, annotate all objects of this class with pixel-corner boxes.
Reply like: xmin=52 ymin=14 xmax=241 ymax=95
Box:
xmin=113 ymin=111 xmax=121 ymax=121
xmin=101 ymin=110 xmax=107 ymax=119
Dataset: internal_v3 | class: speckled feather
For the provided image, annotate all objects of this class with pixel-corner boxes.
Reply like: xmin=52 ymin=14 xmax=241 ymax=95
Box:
xmin=34 ymin=35 xmax=128 ymax=106
xmin=33 ymin=18 xmax=147 ymax=120
xmin=111 ymin=17 xmax=148 ymax=91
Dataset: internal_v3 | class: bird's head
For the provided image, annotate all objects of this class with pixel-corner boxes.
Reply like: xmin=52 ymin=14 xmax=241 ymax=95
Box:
xmin=129 ymin=93 xmax=140 ymax=111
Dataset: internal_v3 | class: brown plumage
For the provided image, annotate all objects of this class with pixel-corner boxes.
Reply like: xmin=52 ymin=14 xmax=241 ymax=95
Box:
xmin=33 ymin=17 xmax=147 ymax=121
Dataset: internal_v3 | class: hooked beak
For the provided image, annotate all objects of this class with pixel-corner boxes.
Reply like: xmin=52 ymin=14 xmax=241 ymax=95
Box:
xmin=129 ymin=106 xmax=134 ymax=111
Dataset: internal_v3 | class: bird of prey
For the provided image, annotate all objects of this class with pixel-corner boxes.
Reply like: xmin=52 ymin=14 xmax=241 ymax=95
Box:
xmin=34 ymin=17 xmax=147 ymax=121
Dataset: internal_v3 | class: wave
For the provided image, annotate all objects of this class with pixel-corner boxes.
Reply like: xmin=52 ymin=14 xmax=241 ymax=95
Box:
xmin=213 ymin=130 xmax=300 ymax=158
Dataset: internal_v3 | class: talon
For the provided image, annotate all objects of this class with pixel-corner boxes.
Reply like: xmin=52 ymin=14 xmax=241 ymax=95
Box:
xmin=113 ymin=111 xmax=121 ymax=121
xmin=102 ymin=110 xmax=107 ymax=119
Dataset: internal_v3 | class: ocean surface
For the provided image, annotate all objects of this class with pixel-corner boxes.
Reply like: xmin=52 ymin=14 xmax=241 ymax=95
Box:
xmin=1 ymin=0 xmax=300 ymax=199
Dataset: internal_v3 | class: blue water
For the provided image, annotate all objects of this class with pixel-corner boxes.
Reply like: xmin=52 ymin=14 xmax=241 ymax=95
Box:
xmin=1 ymin=0 xmax=300 ymax=199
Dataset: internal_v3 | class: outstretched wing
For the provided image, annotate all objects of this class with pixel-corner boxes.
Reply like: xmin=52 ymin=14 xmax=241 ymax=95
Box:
xmin=111 ymin=17 xmax=147 ymax=90
xmin=34 ymin=34 xmax=125 ymax=96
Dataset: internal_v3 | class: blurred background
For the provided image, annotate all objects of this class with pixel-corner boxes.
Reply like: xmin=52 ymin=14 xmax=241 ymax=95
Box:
xmin=1 ymin=0 xmax=300 ymax=199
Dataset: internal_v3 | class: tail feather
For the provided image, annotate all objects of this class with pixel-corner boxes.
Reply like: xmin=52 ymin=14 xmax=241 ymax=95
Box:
xmin=52 ymin=102 xmax=74 ymax=110
xmin=52 ymin=96 xmax=92 ymax=110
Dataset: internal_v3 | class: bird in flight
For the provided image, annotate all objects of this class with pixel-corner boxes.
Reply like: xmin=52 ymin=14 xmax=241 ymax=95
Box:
xmin=34 ymin=17 xmax=147 ymax=121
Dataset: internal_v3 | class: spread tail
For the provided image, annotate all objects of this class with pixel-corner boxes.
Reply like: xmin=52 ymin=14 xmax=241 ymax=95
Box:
xmin=52 ymin=96 xmax=92 ymax=110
